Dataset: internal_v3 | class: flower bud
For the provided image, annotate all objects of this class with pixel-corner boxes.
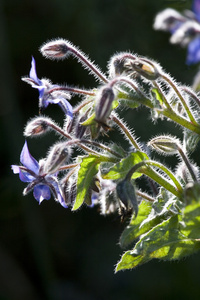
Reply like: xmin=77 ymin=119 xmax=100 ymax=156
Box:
xmin=131 ymin=59 xmax=160 ymax=80
xmin=24 ymin=117 xmax=51 ymax=137
xmin=116 ymin=179 xmax=138 ymax=217
xmin=95 ymin=86 xmax=115 ymax=124
xmin=40 ymin=39 xmax=70 ymax=59
xmin=148 ymin=135 xmax=181 ymax=155
xmin=108 ymin=52 xmax=137 ymax=78
xmin=44 ymin=143 xmax=71 ymax=174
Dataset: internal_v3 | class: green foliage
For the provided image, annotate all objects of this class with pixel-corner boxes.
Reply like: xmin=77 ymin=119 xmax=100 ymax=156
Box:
xmin=101 ymin=151 xmax=149 ymax=180
xmin=73 ymin=155 xmax=101 ymax=210
xmin=116 ymin=183 xmax=200 ymax=272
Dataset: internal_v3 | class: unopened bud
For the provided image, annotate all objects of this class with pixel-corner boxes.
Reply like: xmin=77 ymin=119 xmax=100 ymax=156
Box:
xmin=108 ymin=52 xmax=137 ymax=78
xmin=44 ymin=143 xmax=71 ymax=174
xmin=148 ymin=135 xmax=181 ymax=155
xmin=131 ymin=59 xmax=160 ymax=80
xmin=24 ymin=117 xmax=51 ymax=137
xmin=95 ymin=86 xmax=115 ymax=123
xmin=40 ymin=39 xmax=70 ymax=59
xmin=116 ymin=179 xmax=138 ymax=217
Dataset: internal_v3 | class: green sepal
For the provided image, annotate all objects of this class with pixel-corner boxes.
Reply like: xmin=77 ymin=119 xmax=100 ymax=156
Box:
xmin=151 ymin=87 xmax=164 ymax=107
xmin=81 ymin=113 xmax=96 ymax=126
xmin=101 ymin=151 xmax=149 ymax=180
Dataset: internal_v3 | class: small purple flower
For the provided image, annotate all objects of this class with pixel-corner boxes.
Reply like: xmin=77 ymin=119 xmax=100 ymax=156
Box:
xmin=22 ymin=57 xmax=73 ymax=120
xmin=11 ymin=141 xmax=67 ymax=208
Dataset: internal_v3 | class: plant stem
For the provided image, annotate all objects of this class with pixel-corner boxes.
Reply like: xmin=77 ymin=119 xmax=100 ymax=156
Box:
xmin=177 ymin=146 xmax=198 ymax=182
xmin=136 ymin=190 xmax=155 ymax=202
xmin=80 ymin=139 xmax=123 ymax=158
xmin=68 ymin=44 xmax=108 ymax=83
xmin=152 ymin=80 xmax=172 ymax=110
xmin=125 ymin=161 xmax=182 ymax=198
xmin=48 ymin=86 xmax=95 ymax=97
xmin=145 ymin=160 xmax=183 ymax=192
xmin=111 ymin=113 xmax=142 ymax=150
xmin=161 ymin=73 xmax=198 ymax=125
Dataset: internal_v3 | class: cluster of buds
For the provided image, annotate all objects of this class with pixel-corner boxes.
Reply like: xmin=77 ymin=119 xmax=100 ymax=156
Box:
xmin=11 ymin=34 xmax=200 ymax=221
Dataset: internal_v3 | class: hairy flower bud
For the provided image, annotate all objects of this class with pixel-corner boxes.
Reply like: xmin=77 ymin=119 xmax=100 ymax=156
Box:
xmin=24 ymin=117 xmax=52 ymax=137
xmin=117 ymin=179 xmax=138 ymax=217
xmin=95 ymin=86 xmax=115 ymax=124
xmin=44 ymin=143 xmax=71 ymax=174
xmin=108 ymin=52 xmax=137 ymax=78
xmin=131 ymin=59 xmax=160 ymax=80
xmin=40 ymin=39 xmax=70 ymax=59
xmin=148 ymin=135 xmax=181 ymax=155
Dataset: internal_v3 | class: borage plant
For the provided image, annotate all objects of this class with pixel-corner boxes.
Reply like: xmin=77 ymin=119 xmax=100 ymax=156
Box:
xmin=12 ymin=25 xmax=200 ymax=271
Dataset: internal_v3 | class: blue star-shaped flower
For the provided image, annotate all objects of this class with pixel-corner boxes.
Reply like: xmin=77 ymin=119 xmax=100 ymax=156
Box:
xmin=22 ymin=57 xmax=73 ymax=119
xmin=11 ymin=141 xmax=67 ymax=208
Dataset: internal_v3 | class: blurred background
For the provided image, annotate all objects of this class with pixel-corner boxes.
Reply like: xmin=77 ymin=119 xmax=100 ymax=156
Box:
xmin=1 ymin=0 xmax=200 ymax=299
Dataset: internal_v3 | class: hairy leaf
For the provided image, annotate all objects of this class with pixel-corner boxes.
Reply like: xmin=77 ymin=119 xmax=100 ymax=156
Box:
xmin=102 ymin=151 xmax=148 ymax=180
xmin=72 ymin=155 xmax=100 ymax=210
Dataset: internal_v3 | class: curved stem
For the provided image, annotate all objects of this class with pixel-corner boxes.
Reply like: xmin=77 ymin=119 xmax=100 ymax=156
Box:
xmin=181 ymin=86 xmax=200 ymax=108
xmin=136 ymin=190 xmax=155 ymax=202
xmin=68 ymin=44 xmax=108 ymax=83
xmin=153 ymin=80 xmax=172 ymax=110
xmin=125 ymin=161 xmax=182 ymax=198
xmin=161 ymin=73 xmax=197 ymax=125
xmin=48 ymin=86 xmax=95 ymax=97
xmin=145 ymin=160 xmax=183 ymax=192
xmin=80 ymin=139 xmax=123 ymax=158
xmin=111 ymin=113 xmax=142 ymax=150
xmin=177 ymin=146 xmax=198 ymax=182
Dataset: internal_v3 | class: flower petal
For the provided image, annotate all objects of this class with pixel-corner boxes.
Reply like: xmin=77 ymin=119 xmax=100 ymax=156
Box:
xmin=49 ymin=178 xmax=68 ymax=208
xmin=19 ymin=169 xmax=35 ymax=182
xmin=186 ymin=37 xmax=200 ymax=64
xmin=33 ymin=184 xmax=51 ymax=203
xmin=30 ymin=56 xmax=43 ymax=86
xmin=20 ymin=141 xmax=39 ymax=173
xmin=193 ymin=0 xmax=200 ymax=23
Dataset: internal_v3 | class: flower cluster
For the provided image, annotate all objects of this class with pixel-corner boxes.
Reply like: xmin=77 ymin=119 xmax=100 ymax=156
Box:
xmin=153 ymin=0 xmax=200 ymax=65
xmin=12 ymin=14 xmax=200 ymax=271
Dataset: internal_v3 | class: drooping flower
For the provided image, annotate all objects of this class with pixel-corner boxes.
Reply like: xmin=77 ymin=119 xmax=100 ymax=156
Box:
xmin=153 ymin=0 xmax=200 ymax=65
xmin=22 ymin=57 xmax=73 ymax=120
xmin=11 ymin=141 xmax=67 ymax=208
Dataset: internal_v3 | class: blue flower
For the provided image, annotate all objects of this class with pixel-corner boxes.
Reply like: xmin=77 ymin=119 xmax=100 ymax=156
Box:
xmin=22 ymin=57 xmax=73 ymax=120
xmin=154 ymin=0 xmax=200 ymax=65
xmin=11 ymin=141 xmax=67 ymax=208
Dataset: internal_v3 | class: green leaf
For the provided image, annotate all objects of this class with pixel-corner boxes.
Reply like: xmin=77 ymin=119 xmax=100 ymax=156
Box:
xmin=102 ymin=151 xmax=149 ymax=180
xmin=72 ymin=155 xmax=100 ymax=210
xmin=116 ymin=214 xmax=200 ymax=272
xmin=119 ymin=200 xmax=152 ymax=248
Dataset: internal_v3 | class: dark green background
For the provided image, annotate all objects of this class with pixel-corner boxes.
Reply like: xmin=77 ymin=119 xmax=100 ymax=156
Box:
xmin=1 ymin=0 xmax=200 ymax=299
